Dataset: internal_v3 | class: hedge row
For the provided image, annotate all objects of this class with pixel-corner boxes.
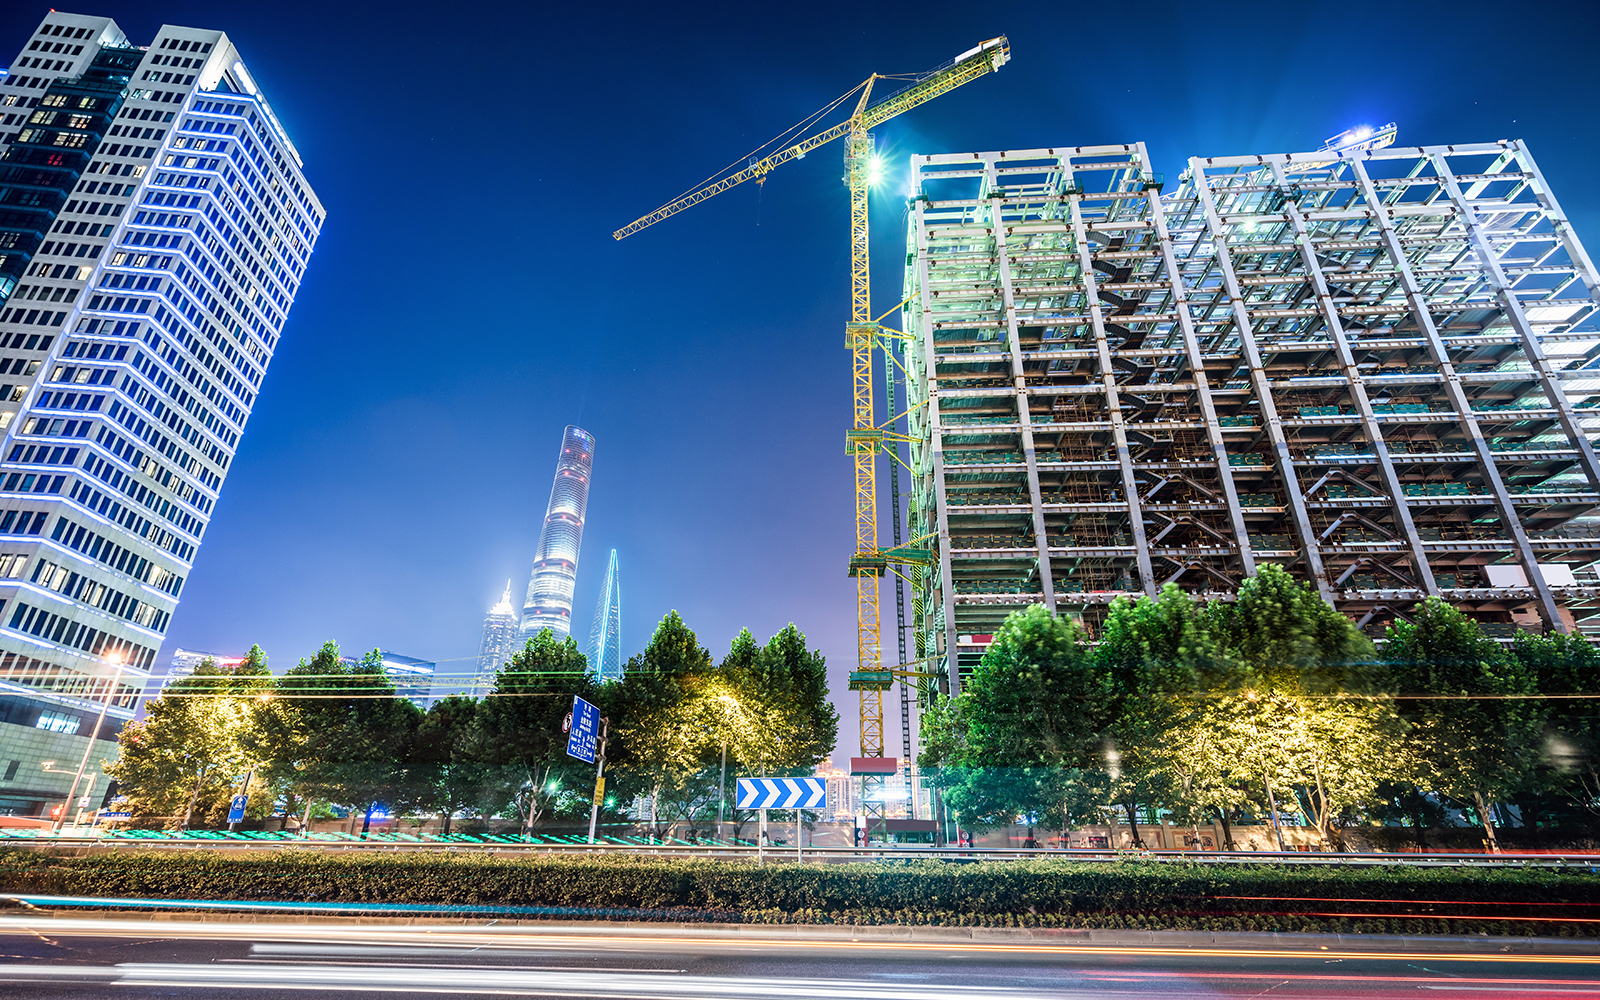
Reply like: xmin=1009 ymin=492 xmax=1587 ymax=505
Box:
xmin=0 ymin=849 xmax=1595 ymax=936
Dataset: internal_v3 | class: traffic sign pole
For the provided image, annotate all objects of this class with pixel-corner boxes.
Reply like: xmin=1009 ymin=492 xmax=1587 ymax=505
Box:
xmin=586 ymin=716 xmax=609 ymax=844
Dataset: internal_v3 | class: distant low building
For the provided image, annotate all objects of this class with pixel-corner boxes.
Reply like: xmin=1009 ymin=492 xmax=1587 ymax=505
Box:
xmin=161 ymin=648 xmax=244 ymax=689
xmin=377 ymin=651 xmax=436 ymax=709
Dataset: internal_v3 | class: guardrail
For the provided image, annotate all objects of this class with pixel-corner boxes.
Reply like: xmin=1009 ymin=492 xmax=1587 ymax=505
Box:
xmin=4 ymin=834 xmax=1596 ymax=867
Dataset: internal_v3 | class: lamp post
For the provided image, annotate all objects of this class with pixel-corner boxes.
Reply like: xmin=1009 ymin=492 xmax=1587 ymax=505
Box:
xmin=715 ymin=693 xmax=742 ymax=846
xmin=1245 ymin=690 xmax=1286 ymax=852
xmin=55 ymin=653 xmax=125 ymax=833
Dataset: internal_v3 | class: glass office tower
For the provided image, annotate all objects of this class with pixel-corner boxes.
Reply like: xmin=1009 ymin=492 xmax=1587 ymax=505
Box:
xmin=0 ymin=11 xmax=321 ymax=817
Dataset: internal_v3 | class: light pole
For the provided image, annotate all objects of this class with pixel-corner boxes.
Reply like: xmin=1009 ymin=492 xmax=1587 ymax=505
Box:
xmin=715 ymin=694 xmax=742 ymax=845
xmin=55 ymin=653 xmax=124 ymax=833
xmin=1245 ymin=690 xmax=1286 ymax=852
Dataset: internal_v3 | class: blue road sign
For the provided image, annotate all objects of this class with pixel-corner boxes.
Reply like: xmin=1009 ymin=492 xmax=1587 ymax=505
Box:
xmin=566 ymin=695 xmax=600 ymax=763
xmin=227 ymin=794 xmax=247 ymax=824
xmin=736 ymin=777 xmax=827 ymax=810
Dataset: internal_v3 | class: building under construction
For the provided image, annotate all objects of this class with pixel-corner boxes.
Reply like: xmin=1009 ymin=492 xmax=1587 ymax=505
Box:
xmin=901 ymin=139 xmax=1600 ymax=687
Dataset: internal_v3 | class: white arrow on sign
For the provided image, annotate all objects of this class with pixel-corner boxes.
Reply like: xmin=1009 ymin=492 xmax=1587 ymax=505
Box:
xmin=735 ymin=777 xmax=826 ymax=810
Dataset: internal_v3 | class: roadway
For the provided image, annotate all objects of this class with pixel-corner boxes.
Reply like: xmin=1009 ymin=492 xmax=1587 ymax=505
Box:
xmin=0 ymin=915 xmax=1594 ymax=998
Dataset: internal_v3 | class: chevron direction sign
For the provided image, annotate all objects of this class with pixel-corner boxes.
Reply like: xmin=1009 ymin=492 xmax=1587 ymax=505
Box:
xmin=736 ymin=777 xmax=827 ymax=810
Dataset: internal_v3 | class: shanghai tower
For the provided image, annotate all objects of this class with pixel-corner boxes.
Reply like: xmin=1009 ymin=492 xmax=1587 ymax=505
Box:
xmin=521 ymin=426 xmax=595 ymax=639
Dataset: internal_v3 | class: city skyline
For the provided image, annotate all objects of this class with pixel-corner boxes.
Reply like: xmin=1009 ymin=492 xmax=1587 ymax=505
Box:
xmin=5 ymin=1 xmax=1589 ymax=761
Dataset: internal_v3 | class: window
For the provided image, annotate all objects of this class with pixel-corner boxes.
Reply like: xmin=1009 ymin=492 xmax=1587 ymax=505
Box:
xmin=35 ymin=710 xmax=79 ymax=735
xmin=2 ymin=761 xmax=17 ymax=781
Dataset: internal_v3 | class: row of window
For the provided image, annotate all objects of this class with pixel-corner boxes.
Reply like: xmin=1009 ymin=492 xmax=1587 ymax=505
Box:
xmin=116 ymin=107 xmax=173 ymax=124
xmin=5 ymin=444 xmax=80 ymax=467
xmin=49 ymin=220 xmax=114 ymax=240
xmin=15 ymin=56 xmax=77 ymax=72
xmin=82 ymin=160 xmax=148 ymax=179
xmin=7 ymin=601 xmax=160 ymax=668
xmin=61 ymin=342 xmax=129 ymax=362
xmin=0 ymin=555 xmax=27 ymax=579
xmin=5 ymin=284 xmax=80 ymax=304
xmin=30 ymin=242 xmax=105 ymax=262
xmin=20 ymin=417 xmax=92 ymax=438
xmin=3 ymin=76 xmax=49 ymax=90
xmin=2 ymin=474 xmax=64 ymax=496
xmin=106 ymin=124 xmax=162 ymax=142
xmin=122 ymin=231 xmax=182 ymax=251
xmin=158 ymin=37 xmax=213 ymax=54
xmin=3 ymin=653 xmax=140 ymax=711
xmin=149 ymin=53 xmax=202 ymax=69
xmin=35 ymin=23 xmax=95 ymax=42
xmin=0 ymin=360 xmax=42 ymax=378
xmin=0 ymin=308 xmax=66 ymax=328
xmin=139 ymin=71 xmax=193 ymax=86
xmin=63 ymin=197 xmax=126 ymax=215
xmin=31 ymin=559 xmax=169 ymax=630
xmin=0 ymin=511 xmax=49 ymax=535
xmin=0 ymin=333 xmax=54 ymax=353
xmin=32 ymin=391 xmax=104 ymax=412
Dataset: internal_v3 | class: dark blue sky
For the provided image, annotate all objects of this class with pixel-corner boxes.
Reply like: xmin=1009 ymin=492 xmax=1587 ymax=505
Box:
xmin=4 ymin=0 xmax=1596 ymax=751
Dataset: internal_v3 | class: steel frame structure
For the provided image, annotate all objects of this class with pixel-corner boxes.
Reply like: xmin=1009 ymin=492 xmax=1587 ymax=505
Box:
xmin=905 ymin=140 xmax=1600 ymax=691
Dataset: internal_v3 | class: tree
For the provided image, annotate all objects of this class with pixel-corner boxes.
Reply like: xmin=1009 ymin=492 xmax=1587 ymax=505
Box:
xmin=1386 ymin=598 xmax=1544 ymax=852
xmin=605 ymin=611 xmax=717 ymax=838
xmin=252 ymin=642 xmax=421 ymax=836
xmin=1193 ymin=566 xmax=1398 ymax=851
xmin=1513 ymin=631 xmax=1600 ymax=822
xmin=726 ymin=624 xmax=839 ymax=775
xmin=1096 ymin=585 xmax=1211 ymax=845
xmin=920 ymin=604 xmax=1107 ymax=833
xmin=409 ymin=696 xmax=489 ymax=835
xmin=110 ymin=646 xmax=272 ymax=828
xmin=470 ymin=631 xmax=596 ymax=835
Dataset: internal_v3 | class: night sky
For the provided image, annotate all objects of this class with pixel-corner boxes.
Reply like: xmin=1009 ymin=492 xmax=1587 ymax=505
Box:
xmin=3 ymin=0 xmax=1596 ymax=754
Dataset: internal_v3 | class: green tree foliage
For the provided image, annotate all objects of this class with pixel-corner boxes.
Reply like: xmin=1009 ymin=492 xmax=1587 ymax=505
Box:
xmin=1196 ymin=567 xmax=1399 ymax=851
xmin=1512 ymin=631 xmax=1600 ymax=820
xmin=725 ymin=624 xmax=839 ymax=775
xmin=920 ymin=605 xmax=1107 ymax=831
xmin=1386 ymin=598 xmax=1544 ymax=851
xmin=110 ymin=646 xmax=272 ymax=828
xmin=409 ymin=696 xmax=489 ymax=835
xmin=252 ymin=642 xmax=421 ymax=835
xmin=470 ymin=631 xmax=596 ymax=834
xmin=606 ymin=611 xmax=718 ymax=835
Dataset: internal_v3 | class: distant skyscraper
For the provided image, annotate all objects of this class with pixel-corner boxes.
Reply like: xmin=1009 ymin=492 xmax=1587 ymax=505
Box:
xmin=376 ymin=651 xmax=436 ymax=709
xmin=521 ymin=426 xmax=594 ymax=639
xmin=474 ymin=580 xmax=520 ymax=695
xmin=585 ymin=549 xmax=621 ymax=682
xmin=0 ymin=12 xmax=322 ymax=819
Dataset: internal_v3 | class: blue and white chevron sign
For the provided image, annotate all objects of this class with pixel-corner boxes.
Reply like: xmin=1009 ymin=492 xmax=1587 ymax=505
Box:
xmin=735 ymin=777 xmax=827 ymax=810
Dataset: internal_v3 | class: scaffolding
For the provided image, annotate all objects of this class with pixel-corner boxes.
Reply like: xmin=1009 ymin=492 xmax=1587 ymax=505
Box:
xmin=904 ymin=140 xmax=1600 ymax=691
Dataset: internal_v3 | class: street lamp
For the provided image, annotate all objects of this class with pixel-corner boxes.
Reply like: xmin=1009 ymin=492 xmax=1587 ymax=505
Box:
xmin=54 ymin=653 xmax=125 ymax=834
xmin=1245 ymin=690 xmax=1287 ymax=852
xmin=716 ymin=694 xmax=740 ymax=845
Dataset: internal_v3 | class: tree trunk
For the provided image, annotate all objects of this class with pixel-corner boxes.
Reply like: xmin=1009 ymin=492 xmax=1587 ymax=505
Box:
xmin=1216 ymin=806 xmax=1234 ymax=850
xmin=359 ymin=802 xmax=375 ymax=839
xmin=1472 ymin=789 xmax=1502 ymax=853
xmin=650 ymin=784 xmax=660 ymax=843
xmin=300 ymin=800 xmax=313 ymax=837
xmin=1411 ymin=810 xmax=1429 ymax=852
xmin=440 ymin=810 xmax=451 ymax=837
xmin=1124 ymin=801 xmax=1142 ymax=848
xmin=181 ymin=769 xmax=206 ymax=831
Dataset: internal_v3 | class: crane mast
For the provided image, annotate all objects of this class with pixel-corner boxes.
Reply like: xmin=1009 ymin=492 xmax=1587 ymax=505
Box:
xmin=613 ymin=37 xmax=1010 ymax=837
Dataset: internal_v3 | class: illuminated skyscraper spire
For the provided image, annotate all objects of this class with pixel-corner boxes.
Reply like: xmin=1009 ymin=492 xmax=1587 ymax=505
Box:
xmin=586 ymin=550 xmax=622 ymax=682
xmin=521 ymin=426 xmax=595 ymax=639
xmin=473 ymin=581 xmax=520 ymax=696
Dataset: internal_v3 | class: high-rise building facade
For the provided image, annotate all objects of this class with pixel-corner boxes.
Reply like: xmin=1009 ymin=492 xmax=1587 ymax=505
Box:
xmin=0 ymin=12 xmax=321 ymax=816
xmin=521 ymin=425 xmax=594 ymax=639
xmin=585 ymin=548 xmax=621 ymax=681
xmin=474 ymin=580 xmax=519 ymax=695
xmin=902 ymin=138 xmax=1600 ymax=691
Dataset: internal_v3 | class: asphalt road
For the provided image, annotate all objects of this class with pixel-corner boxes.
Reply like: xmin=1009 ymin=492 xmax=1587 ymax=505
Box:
xmin=0 ymin=916 xmax=1596 ymax=998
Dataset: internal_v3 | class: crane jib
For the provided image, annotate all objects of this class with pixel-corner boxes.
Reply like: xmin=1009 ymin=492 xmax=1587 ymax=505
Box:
xmin=610 ymin=37 xmax=1009 ymax=241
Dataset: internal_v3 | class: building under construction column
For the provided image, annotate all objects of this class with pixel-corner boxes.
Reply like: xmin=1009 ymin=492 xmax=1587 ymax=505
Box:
xmin=904 ymin=139 xmax=1600 ymax=689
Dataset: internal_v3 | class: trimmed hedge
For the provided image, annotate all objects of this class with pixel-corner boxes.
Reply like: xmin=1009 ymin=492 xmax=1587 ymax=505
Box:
xmin=0 ymin=848 xmax=1596 ymax=936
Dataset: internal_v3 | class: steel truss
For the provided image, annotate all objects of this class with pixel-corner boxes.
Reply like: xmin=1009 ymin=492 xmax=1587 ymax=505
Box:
xmin=905 ymin=140 xmax=1600 ymax=691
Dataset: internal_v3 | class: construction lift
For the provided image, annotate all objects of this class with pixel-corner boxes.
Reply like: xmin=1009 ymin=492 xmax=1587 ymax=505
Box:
xmin=613 ymin=37 xmax=1010 ymax=831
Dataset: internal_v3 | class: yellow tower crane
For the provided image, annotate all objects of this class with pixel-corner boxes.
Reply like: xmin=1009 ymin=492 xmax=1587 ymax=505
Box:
xmin=613 ymin=37 xmax=1010 ymax=823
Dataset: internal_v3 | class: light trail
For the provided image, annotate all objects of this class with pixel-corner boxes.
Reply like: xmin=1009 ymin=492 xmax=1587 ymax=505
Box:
xmin=0 ymin=916 xmax=1597 ymax=965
